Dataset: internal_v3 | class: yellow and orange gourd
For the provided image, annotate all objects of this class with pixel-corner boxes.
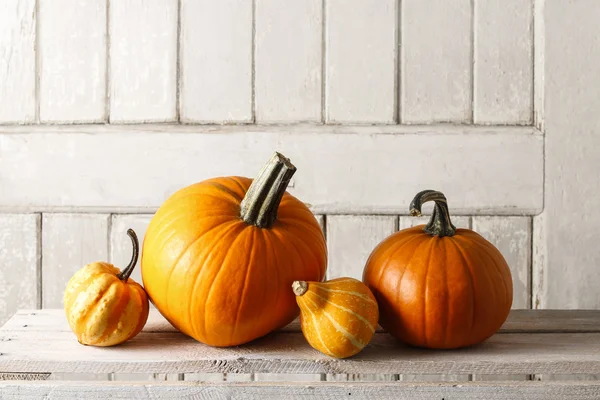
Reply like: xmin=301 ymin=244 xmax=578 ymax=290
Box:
xmin=142 ymin=152 xmax=327 ymax=347
xmin=63 ymin=229 xmax=149 ymax=347
xmin=293 ymin=277 xmax=379 ymax=358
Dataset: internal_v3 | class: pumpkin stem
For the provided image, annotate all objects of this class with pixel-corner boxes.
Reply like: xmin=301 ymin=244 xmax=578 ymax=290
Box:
xmin=409 ymin=190 xmax=457 ymax=237
xmin=240 ymin=152 xmax=297 ymax=228
xmin=292 ymin=281 xmax=308 ymax=296
xmin=117 ymin=229 xmax=139 ymax=282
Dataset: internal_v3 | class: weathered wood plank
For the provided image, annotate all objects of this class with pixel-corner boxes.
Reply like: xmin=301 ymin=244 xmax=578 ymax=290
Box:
xmin=325 ymin=0 xmax=397 ymax=123
xmin=109 ymin=0 xmax=177 ymax=122
xmin=0 ymin=0 xmax=36 ymax=123
xmin=109 ymin=214 xmax=153 ymax=287
xmin=2 ymin=323 xmax=600 ymax=374
xmin=534 ymin=0 xmax=600 ymax=309
xmin=2 ymin=380 xmax=600 ymax=399
xmin=474 ymin=0 xmax=533 ymax=124
xmin=401 ymin=0 xmax=472 ymax=123
xmin=7 ymin=309 xmax=600 ymax=334
xmin=39 ymin=0 xmax=107 ymax=122
xmin=255 ymin=0 xmax=322 ymax=122
xmin=0 ymin=215 xmax=40 ymax=326
xmin=0 ymin=125 xmax=543 ymax=215
xmin=399 ymin=215 xmax=470 ymax=230
xmin=472 ymin=217 xmax=531 ymax=309
xmin=41 ymin=214 xmax=109 ymax=308
xmin=326 ymin=216 xmax=397 ymax=279
xmin=180 ymin=0 xmax=252 ymax=123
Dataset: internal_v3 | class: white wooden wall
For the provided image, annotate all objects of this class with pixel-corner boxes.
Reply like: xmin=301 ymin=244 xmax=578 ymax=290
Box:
xmin=0 ymin=0 xmax=597 ymax=329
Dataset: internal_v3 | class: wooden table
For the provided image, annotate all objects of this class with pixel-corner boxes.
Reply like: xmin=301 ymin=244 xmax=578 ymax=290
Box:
xmin=1 ymin=309 xmax=599 ymax=399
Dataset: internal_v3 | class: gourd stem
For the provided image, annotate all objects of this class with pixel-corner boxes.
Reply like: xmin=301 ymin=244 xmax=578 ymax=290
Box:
xmin=240 ymin=152 xmax=296 ymax=229
xmin=409 ymin=190 xmax=456 ymax=237
xmin=117 ymin=229 xmax=139 ymax=281
xmin=292 ymin=281 xmax=308 ymax=296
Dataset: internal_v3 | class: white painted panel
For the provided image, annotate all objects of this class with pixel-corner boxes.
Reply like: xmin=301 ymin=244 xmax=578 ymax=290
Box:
xmin=472 ymin=217 xmax=531 ymax=309
xmin=536 ymin=0 xmax=600 ymax=309
xmin=0 ymin=125 xmax=543 ymax=214
xmin=110 ymin=214 xmax=152 ymax=287
xmin=0 ymin=214 xmax=39 ymax=325
xmin=327 ymin=216 xmax=397 ymax=279
xmin=109 ymin=0 xmax=177 ymax=122
xmin=533 ymin=0 xmax=545 ymax=130
xmin=255 ymin=0 xmax=322 ymax=122
xmin=42 ymin=214 xmax=109 ymax=308
xmin=402 ymin=0 xmax=472 ymax=123
xmin=400 ymin=215 xmax=471 ymax=230
xmin=474 ymin=0 xmax=533 ymax=124
xmin=325 ymin=0 xmax=396 ymax=123
xmin=39 ymin=0 xmax=107 ymax=122
xmin=0 ymin=0 xmax=36 ymax=123
xmin=180 ymin=0 xmax=252 ymax=123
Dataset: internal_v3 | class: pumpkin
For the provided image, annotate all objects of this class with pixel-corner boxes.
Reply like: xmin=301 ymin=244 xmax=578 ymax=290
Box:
xmin=63 ymin=229 xmax=149 ymax=346
xmin=141 ymin=152 xmax=327 ymax=347
xmin=363 ymin=190 xmax=513 ymax=349
xmin=293 ymin=277 xmax=379 ymax=358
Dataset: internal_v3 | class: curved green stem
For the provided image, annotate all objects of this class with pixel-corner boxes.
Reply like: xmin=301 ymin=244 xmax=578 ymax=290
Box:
xmin=409 ymin=190 xmax=456 ymax=237
xmin=117 ymin=229 xmax=139 ymax=281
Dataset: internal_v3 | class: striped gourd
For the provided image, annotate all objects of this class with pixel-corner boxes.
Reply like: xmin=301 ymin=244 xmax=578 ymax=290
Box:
xmin=292 ymin=277 xmax=379 ymax=358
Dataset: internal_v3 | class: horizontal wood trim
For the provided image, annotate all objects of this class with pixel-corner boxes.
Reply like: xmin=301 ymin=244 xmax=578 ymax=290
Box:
xmin=1 ymin=381 xmax=600 ymax=399
xmin=2 ymin=310 xmax=600 ymax=375
xmin=0 ymin=124 xmax=542 ymax=214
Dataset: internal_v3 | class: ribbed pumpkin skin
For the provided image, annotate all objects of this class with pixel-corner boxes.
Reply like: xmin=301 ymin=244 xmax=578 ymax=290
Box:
xmin=363 ymin=226 xmax=512 ymax=349
xmin=295 ymin=278 xmax=379 ymax=358
xmin=141 ymin=176 xmax=327 ymax=347
xmin=64 ymin=262 xmax=149 ymax=347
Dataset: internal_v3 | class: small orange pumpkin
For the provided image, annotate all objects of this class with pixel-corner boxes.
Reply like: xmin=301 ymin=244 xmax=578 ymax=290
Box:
xmin=142 ymin=152 xmax=327 ymax=347
xmin=363 ymin=190 xmax=513 ymax=349
xmin=64 ymin=229 xmax=149 ymax=346
xmin=293 ymin=277 xmax=379 ymax=358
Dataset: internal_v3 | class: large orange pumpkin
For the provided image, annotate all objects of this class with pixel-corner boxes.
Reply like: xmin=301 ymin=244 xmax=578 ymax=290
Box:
xmin=363 ymin=190 xmax=513 ymax=349
xmin=141 ymin=152 xmax=327 ymax=347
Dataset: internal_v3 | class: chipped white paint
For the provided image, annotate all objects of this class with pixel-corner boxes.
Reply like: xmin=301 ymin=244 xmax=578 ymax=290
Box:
xmin=402 ymin=0 xmax=472 ymax=123
xmin=535 ymin=0 xmax=600 ymax=309
xmin=109 ymin=0 xmax=177 ymax=122
xmin=0 ymin=215 xmax=39 ymax=326
xmin=180 ymin=0 xmax=252 ymax=123
xmin=399 ymin=215 xmax=471 ymax=230
xmin=109 ymin=214 xmax=152 ymax=287
xmin=474 ymin=0 xmax=533 ymax=124
xmin=41 ymin=214 xmax=109 ymax=308
xmin=534 ymin=0 xmax=545 ymax=130
xmin=255 ymin=0 xmax=322 ymax=122
xmin=325 ymin=0 xmax=397 ymax=123
xmin=39 ymin=0 xmax=107 ymax=122
xmin=326 ymin=216 xmax=397 ymax=279
xmin=0 ymin=125 xmax=543 ymax=215
xmin=0 ymin=0 xmax=36 ymax=123
xmin=472 ymin=217 xmax=531 ymax=309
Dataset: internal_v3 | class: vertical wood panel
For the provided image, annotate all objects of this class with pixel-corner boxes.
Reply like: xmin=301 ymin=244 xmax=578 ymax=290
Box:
xmin=0 ymin=214 xmax=40 ymax=326
xmin=325 ymin=0 xmax=397 ymax=123
xmin=255 ymin=0 xmax=322 ymax=122
xmin=39 ymin=0 xmax=107 ymax=122
xmin=109 ymin=0 xmax=177 ymax=122
xmin=42 ymin=214 xmax=109 ymax=308
xmin=402 ymin=0 xmax=472 ymax=123
xmin=537 ymin=0 xmax=600 ymax=308
xmin=474 ymin=0 xmax=533 ymax=124
xmin=533 ymin=0 xmax=545 ymax=130
xmin=180 ymin=0 xmax=252 ymax=123
xmin=0 ymin=0 xmax=36 ymax=123
xmin=109 ymin=214 xmax=152 ymax=287
xmin=472 ymin=217 xmax=531 ymax=309
xmin=326 ymin=216 xmax=397 ymax=279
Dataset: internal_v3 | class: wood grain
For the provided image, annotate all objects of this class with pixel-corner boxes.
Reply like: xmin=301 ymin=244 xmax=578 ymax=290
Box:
xmin=109 ymin=0 xmax=177 ymax=122
xmin=39 ymin=0 xmax=107 ymax=122
xmin=0 ymin=0 xmax=36 ymax=123
xmin=2 ymin=380 xmax=600 ymax=399
xmin=0 ymin=125 xmax=543 ymax=215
